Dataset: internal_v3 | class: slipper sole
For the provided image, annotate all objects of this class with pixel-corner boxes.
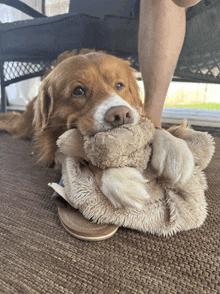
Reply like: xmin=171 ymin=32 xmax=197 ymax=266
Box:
xmin=58 ymin=204 xmax=118 ymax=241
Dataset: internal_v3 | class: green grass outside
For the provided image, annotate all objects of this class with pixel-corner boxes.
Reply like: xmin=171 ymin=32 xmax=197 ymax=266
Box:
xmin=164 ymin=103 xmax=220 ymax=110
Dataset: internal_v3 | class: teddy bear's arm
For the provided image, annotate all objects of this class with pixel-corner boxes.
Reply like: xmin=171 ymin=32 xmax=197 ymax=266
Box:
xmin=151 ymin=129 xmax=195 ymax=185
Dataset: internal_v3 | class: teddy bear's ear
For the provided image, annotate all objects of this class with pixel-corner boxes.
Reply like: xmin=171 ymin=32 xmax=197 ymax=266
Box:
xmin=57 ymin=129 xmax=89 ymax=160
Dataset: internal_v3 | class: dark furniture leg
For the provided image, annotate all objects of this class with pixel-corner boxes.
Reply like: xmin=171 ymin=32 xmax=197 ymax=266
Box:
xmin=0 ymin=61 xmax=6 ymax=113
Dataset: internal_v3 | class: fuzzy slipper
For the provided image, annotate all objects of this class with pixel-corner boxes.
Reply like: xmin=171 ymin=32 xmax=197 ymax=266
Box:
xmin=49 ymin=182 xmax=118 ymax=241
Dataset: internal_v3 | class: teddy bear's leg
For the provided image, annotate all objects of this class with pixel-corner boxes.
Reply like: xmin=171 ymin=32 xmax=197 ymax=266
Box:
xmin=94 ymin=167 xmax=150 ymax=209
xmin=151 ymin=129 xmax=194 ymax=185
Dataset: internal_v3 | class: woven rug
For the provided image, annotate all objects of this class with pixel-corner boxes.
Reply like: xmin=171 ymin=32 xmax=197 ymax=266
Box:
xmin=0 ymin=131 xmax=219 ymax=294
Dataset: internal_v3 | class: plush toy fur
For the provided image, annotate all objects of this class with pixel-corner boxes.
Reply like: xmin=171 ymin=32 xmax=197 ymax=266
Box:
xmin=55 ymin=116 xmax=215 ymax=236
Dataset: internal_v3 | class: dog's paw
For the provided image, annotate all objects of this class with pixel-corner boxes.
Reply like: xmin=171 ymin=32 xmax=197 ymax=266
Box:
xmin=100 ymin=167 xmax=150 ymax=209
xmin=151 ymin=129 xmax=194 ymax=185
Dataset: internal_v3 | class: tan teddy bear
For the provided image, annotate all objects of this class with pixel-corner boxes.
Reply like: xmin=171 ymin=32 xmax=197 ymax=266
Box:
xmin=53 ymin=116 xmax=215 ymax=237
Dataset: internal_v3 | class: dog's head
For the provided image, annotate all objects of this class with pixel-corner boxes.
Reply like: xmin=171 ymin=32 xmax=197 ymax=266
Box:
xmin=34 ymin=50 xmax=144 ymax=165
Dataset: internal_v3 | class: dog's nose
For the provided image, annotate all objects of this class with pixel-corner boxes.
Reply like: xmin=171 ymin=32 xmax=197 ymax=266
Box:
xmin=105 ymin=106 xmax=134 ymax=127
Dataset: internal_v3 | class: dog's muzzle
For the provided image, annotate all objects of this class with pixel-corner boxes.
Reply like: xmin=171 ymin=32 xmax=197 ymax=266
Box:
xmin=104 ymin=106 xmax=134 ymax=128
xmin=94 ymin=95 xmax=139 ymax=133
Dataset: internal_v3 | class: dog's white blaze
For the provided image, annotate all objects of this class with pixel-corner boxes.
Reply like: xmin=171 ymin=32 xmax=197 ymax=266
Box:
xmin=94 ymin=95 xmax=139 ymax=132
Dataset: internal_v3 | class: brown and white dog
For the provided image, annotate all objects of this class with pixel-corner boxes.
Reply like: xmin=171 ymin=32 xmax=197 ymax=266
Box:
xmin=0 ymin=49 xmax=194 ymax=209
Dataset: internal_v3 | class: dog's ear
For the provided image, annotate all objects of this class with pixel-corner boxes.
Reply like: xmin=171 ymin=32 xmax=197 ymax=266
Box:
xmin=41 ymin=85 xmax=54 ymax=130
xmin=127 ymin=66 xmax=144 ymax=112
xmin=34 ymin=82 xmax=54 ymax=131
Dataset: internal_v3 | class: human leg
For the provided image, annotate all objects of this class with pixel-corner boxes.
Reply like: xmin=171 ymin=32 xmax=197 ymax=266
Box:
xmin=138 ymin=0 xmax=201 ymax=127
xmin=138 ymin=0 xmax=186 ymax=127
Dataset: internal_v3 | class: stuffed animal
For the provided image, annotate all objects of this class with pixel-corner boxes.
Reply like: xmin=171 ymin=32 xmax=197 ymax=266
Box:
xmin=53 ymin=115 xmax=215 ymax=236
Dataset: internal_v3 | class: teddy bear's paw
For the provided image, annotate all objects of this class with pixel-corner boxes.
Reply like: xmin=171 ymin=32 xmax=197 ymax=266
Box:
xmin=100 ymin=167 xmax=150 ymax=209
xmin=151 ymin=129 xmax=195 ymax=185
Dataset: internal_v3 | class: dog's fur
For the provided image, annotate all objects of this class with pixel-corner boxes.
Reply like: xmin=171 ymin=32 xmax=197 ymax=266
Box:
xmin=0 ymin=49 xmax=143 ymax=167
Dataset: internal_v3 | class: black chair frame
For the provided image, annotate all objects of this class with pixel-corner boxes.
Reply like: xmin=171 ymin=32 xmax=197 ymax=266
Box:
xmin=1 ymin=0 xmax=220 ymax=112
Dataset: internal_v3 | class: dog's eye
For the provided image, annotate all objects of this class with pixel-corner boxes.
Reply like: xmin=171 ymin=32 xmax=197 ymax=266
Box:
xmin=72 ymin=87 xmax=85 ymax=96
xmin=115 ymin=83 xmax=124 ymax=90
